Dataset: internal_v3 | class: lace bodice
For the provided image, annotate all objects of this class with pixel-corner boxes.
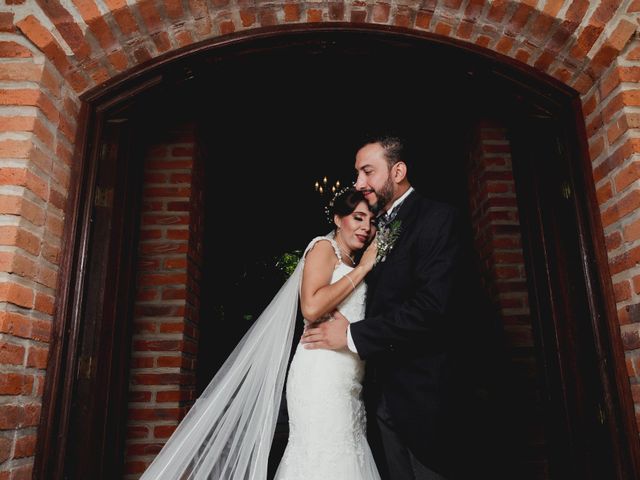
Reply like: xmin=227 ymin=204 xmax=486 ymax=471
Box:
xmin=301 ymin=235 xmax=366 ymax=325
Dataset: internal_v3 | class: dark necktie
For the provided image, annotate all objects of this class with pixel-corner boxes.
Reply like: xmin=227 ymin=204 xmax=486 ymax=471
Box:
xmin=376 ymin=202 xmax=401 ymax=230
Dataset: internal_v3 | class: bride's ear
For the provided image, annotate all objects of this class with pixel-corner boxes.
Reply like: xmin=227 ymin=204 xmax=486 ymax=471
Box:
xmin=334 ymin=215 xmax=341 ymax=231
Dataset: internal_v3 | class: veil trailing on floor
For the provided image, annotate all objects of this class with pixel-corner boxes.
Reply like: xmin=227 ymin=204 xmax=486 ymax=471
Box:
xmin=140 ymin=260 xmax=304 ymax=479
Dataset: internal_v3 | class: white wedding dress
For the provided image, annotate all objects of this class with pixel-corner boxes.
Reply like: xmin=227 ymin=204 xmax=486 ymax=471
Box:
xmin=274 ymin=236 xmax=381 ymax=480
xmin=139 ymin=234 xmax=379 ymax=480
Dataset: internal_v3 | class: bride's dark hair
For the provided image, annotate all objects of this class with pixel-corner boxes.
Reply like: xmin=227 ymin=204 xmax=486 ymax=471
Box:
xmin=328 ymin=188 xmax=370 ymax=223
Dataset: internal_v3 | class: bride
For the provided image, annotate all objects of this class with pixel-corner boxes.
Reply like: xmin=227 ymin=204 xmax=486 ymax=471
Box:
xmin=140 ymin=188 xmax=380 ymax=480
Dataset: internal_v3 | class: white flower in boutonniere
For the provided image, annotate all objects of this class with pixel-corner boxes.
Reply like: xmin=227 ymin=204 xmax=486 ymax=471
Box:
xmin=375 ymin=219 xmax=402 ymax=265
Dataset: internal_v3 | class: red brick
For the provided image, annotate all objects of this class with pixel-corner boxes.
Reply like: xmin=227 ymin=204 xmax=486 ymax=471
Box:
xmin=218 ymin=19 xmax=235 ymax=35
xmin=128 ymin=425 xmax=150 ymax=439
xmin=163 ymin=256 xmax=187 ymax=269
xmin=15 ymin=16 xmax=73 ymax=77
xmin=240 ymin=9 xmax=257 ymax=26
xmin=542 ymin=0 xmax=563 ymax=16
xmin=602 ymin=188 xmax=640 ymax=227
xmin=107 ymin=50 xmax=129 ymax=72
xmin=133 ymin=46 xmax=152 ymax=63
xmin=624 ymin=217 xmax=640 ymax=242
xmin=372 ymin=2 xmax=390 ymax=22
xmin=487 ymin=0 xmax=508 ymax=22
xmin=434 ymin=22 xmax=452 ymax=36
xmin=614 ymin=161 xmax=640 ymax=193
xmin=608 ymin=19 xmax=636 ymax=52
xmin=283 ymin=3 xmax=300 ymax=22
xmin=154 ymin=424 xmax=177 ymax=438
xmin=0 ymin=12 xmax=14 ymax=32
xmin=129 ymin=390 xmax=152 ymax=402
xmin=606 ymin=230 xmax=622 ymax=251
xmin=505 ymin=3 xmax=534 ymax=36
xmin=593 ymin=137 xmax=640 ymax=183
xmin=627 ymin=43 xmax=640 ymax=61
xmin=159 ymin=322 xmax=186 ymax=334
xmin=258 ymin=6 xmax=277 ymax=26
xmin=0 ymin=436 xmax=10 ymax=463
xmin=0 ymin=41 xmax=32 ymax=58
xmin=599 ymin=66 xmax=621 ymax=101
xmin=105 ymin=1 xmax=139 ymax=35
xmin=174 ymin=30 xmax=193 ymax=48
xmin=35 ymin=0 xmax=92 ymax=59
xmin=552 ymin=67 xmax=573 ymax=83
xmin=26 ymin=346 xmax=48 ymax=368
xmin=156 ymin=389 xmax=190 ymax=402
xmin=87 ymin=17 xmax=117 ymax=50
xmin=515 ymin=49 xmax=531 ymax=64
xmin=392 ymin=6 xmax=414 ymax=28
xmin=622 ymin=324 xmax=640 ymax=349
xmin=589 ymin=0 xmax=618 ymax=26
xmin=614 ymin=280 xmax=632 ymax=302
xmin=0 ymin=342 xmax=25 ymax=365
xmin=571 ymin=72 xmax=594 ymax=95
xmin=166 ymin=229 xmax=189 ymax=240
xmin=596 ymin=181 xmax=613 ymax=204
xmin=457 ymin=21 xmax=474 ymax=40
xmin=609 ymin=244 xmax=640 ymax=275
xmin=607 ymin=115 xmax=629 ymax=146
xmin=534 ymin=50 xmax=555 ymax=72
xmin=157 ymin=355 xmax=184 ymax=367
xmin=0 ymin=282 xmax=34 ymax=308
xmin=570 ymin=23 xmax=602 ymax=59
xmin=13 ymin=433 xmax=35 ymax=459
xmin=415 ymin=10 xmax=431 ymax=29
xmin=0 ymin=403 xmax=40 ymax=429
xmin=34 ymin=292 xmax=55 ymax=315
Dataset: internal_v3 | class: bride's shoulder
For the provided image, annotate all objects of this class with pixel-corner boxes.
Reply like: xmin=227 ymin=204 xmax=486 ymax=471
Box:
xmin=303 ymin=235 xmax=340 ymax=261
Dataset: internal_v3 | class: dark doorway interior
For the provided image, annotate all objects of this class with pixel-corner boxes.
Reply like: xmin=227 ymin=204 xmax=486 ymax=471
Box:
xmin=128 ymin=39 xmax=540 ymax=479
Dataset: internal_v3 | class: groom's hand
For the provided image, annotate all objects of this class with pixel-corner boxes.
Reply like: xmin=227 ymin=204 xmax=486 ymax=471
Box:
xmin=300 ymin=311 xmax=348 ymax=350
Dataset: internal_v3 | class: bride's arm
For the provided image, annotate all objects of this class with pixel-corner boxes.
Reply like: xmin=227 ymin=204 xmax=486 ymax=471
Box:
xmin=300 ymin=240 xmax=371 ymax=322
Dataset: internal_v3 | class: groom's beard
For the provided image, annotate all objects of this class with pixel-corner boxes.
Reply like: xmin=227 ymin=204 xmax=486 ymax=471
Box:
xmin=371 ymin=175 xmax=395 ymax=214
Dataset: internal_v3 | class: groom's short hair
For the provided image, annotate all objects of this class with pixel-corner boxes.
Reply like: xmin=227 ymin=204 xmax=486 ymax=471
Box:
xmin=362 ymin=133 xmax=412 ymax=172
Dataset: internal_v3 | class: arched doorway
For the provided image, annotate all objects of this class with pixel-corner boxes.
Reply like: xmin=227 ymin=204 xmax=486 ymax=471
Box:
xmin=36 ymin=25 xmax=638 ymax=479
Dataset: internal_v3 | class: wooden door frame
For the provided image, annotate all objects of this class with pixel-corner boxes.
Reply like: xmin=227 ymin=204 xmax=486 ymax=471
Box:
xmin=34 ymin=24 xmax=640 ymax=479
xmin=507 ymin=108 xmax=635 ymax=478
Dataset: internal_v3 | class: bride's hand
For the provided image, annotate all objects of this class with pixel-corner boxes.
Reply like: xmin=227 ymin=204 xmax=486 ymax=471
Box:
xmin=359 ymin=238 xmax=377 ymax=272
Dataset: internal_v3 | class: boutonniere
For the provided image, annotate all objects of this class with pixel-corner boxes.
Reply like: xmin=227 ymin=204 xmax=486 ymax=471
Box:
xmin=375 ymin=219 xmax=402 ymax=265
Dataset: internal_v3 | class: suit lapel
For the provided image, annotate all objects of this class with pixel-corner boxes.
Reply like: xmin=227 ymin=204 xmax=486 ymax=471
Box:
xmin=366 ymin=191 xmax=419 ymax=307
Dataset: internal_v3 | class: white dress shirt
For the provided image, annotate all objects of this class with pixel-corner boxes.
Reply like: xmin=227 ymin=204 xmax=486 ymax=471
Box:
xmin=346 ymin=187 xmax=415 ymax=354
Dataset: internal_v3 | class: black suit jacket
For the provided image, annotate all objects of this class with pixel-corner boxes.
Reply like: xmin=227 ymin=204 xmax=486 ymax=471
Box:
xmin=350 ymin=190 xmax=461 ymax=473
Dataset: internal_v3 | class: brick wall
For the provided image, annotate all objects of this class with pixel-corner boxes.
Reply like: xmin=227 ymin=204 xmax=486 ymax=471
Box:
xmin=468 ymin=121 xmax=547 ymax=478
xmin=0 ymin=0 xmax=639 ymax=475
xmin=0 ymin=22 xmax=78 ymax=478
xmin=123 ymin=125 xmax=202 ymax=477
xmin=586 ymin=36 xmax=640 ymax=412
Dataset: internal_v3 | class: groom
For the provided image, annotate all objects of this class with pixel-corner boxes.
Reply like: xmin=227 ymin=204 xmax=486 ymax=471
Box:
xmin=301 ymin=135 xmax=461 ymax=480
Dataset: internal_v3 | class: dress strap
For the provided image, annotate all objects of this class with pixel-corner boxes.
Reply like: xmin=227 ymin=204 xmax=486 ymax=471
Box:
xmin=302 ymin=234 xmax=342 ymax=265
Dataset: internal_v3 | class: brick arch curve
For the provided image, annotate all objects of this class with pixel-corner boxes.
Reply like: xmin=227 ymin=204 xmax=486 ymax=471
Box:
xmin=2 ymin=1 xmax=640 ymax=478
xmin=9 ymin=0 xmax=635 ymax=97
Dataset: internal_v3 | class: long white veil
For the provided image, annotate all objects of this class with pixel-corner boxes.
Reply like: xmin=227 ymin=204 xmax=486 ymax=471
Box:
xmin=140 ymin=260 xmax=304 ymax=480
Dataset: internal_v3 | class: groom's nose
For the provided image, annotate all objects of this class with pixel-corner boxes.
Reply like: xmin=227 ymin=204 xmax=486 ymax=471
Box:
xmin=354 ymin=174 xmax=366 ymax=190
